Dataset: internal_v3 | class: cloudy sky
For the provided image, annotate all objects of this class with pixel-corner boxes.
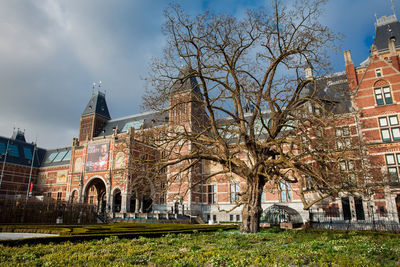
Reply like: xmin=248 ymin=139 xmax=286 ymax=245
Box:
xmin=0 ymin=0 xmax=397 ymax=148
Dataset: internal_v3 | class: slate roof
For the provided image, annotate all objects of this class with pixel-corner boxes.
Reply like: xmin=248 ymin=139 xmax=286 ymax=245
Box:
xmin=172 ymin=66 xmax=202 ymax=95
xmin=82 ymin=91 xmax=111 ymax=119
xmin=0 ymin=135 xmax=46 ymax=168
xmin=302 ymin=72 xmax=352 ymax=114
xmin=374 ymin=15 xmax=400 ymax=51
xmin=96 ymin=110 xmax=168 ymax=137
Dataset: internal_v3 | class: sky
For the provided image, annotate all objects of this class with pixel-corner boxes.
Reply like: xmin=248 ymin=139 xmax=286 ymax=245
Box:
xmin=0 ymin=0 xmax=397 ymax=149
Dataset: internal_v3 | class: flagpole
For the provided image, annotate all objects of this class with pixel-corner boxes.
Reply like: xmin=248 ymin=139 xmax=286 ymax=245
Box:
xmin=0 ymin=139 xmax=10 ymax=190
xmin=26 ymin=143 xmax=36 ymax=202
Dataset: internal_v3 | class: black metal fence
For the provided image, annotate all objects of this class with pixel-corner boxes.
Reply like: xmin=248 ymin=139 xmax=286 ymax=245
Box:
xmin=0 ymin=198 xmax=98 ymax=224
xmin=309 ymin=211 xmax=400 ymax=232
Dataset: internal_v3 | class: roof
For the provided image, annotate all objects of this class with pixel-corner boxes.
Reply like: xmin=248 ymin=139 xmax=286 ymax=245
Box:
xmin=40 ymin=147 xmax=72 ymax=167
xmin=374 ymin=15 xmax=400 ymax=51
xmin=302 ymin=72 xmax=352 ymax=114
xmin=0 ymin=136 xmax=46 ymax=168
xmin=11 ymin=129 xmax=26 ymax=142
xmin=172 ymin=66 xmax=202 ymax=95
xmin=82 ymin=91 xmax=111 ymax=119
xmin=96 ymin=110 xmax=168 ymax=137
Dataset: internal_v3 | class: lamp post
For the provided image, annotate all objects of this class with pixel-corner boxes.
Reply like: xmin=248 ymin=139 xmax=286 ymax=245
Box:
xmin=0 ymin=139 xmax=10 ymax=190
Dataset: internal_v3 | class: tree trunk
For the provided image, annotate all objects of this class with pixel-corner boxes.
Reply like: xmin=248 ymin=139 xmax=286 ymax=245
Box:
xmin=240 ymin=178 xmax=263 ymax=233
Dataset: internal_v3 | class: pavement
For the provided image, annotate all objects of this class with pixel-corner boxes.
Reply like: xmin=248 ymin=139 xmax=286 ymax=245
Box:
xmin=0 ymin=233 xmax=58 ymax=240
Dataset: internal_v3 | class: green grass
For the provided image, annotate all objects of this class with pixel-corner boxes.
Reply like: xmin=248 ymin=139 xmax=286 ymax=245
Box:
xmin=1 ymin=228 xmax=399 ymax=266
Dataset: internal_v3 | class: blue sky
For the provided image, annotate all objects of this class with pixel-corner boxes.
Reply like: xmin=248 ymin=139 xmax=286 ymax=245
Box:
xmin=0 ymin=0 xmax=397 ymax=148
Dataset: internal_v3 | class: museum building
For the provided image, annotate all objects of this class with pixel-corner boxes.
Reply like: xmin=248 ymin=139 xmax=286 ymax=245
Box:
xmin=0 ymin=14 xmax=400 ymax=224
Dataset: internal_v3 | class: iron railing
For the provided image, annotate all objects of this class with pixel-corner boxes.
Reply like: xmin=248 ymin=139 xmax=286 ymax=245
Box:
xmin=309 ymin=211 xmax=400 ymax=232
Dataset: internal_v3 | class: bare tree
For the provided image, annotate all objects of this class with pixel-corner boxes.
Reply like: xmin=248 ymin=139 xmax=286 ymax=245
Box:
xmin=144 ymin=0 xmax=366 ymax=233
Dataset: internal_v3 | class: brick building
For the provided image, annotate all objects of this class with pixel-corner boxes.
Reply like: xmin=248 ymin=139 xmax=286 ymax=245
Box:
xmin=0 ymin=14 xmax=400 ymax=224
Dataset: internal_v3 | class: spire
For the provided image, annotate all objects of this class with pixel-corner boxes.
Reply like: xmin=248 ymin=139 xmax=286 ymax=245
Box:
xmin=373 ymin=12 xmax=400 ymax=51
xmin=172 ymin=66 xmax=201 ymax=95
xmin=82 ymin=91 xmax=111 ymax=119
xmin=11 ymin=128 xmax=26 ymax=142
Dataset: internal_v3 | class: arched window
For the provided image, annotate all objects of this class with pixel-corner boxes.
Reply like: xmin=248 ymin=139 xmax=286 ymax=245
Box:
xmin=374 ymin=80 xmax=393 ymax=105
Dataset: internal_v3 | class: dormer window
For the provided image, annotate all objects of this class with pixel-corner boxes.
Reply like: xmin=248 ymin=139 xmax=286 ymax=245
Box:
xmin=376 ymin=68 xmax=382 ymax=77
xmin=374 ymin=86 xmax=393 ymax=105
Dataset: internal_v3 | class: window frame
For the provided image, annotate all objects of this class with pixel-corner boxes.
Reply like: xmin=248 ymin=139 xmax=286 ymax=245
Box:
xmin=385 ymin=153 xmax=400 ymax=182
xmin=374 ymin=86 xmax=393 ymax=105
xmin=335 ymin=126 xmax=351 ymax=149
xmin=230 ymin=183 xmax=240 ymax=203
xmin=279 ymin=182 xmax=292 ymax=202
xmin=379 ymin=115 xmax=400 ymax=142
xmin=207 ymin=184 xmax=217 ymax=204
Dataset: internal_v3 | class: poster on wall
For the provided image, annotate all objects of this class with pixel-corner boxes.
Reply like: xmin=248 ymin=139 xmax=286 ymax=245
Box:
xmin=86 ymin=142 xmax=109 ymax=172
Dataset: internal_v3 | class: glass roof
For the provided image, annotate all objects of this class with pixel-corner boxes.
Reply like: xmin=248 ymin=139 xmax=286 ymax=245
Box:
xmin=63 ymin=150 xmax=72 ymax=162
xmin=45 ymin=152 xmax=59 ymax=163
xmin=53 ymin=150 xmax=68 ymax=162
xmin=122 ymin=120 xmax=144 ymax=132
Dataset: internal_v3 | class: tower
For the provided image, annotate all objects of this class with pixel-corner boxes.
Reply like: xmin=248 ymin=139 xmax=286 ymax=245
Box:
xmin=169 ymin=66 xmax=206 ymax=132
xmin=78 ymin=91 xmax=111 ymax=142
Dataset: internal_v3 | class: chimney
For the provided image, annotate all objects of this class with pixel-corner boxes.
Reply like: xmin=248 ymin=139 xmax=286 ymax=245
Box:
xmin=344 ymin=50 xmax=358 ymax=89
xmin=389 ymin=38 xmax=400 ymax=71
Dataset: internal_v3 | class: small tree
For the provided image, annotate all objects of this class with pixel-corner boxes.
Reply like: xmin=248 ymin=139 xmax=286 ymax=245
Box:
xmin=144 ymin=0 xmax=364 ymax=233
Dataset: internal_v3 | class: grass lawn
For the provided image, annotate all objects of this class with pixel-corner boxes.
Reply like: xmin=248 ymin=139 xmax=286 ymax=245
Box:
xmin=0 ymin=228 xmax=399 ymax=266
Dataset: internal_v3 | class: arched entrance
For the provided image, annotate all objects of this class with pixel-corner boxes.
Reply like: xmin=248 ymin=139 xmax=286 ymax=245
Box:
xmin=143 ymin=195 xmax=153 ymax=213
xmin=70 ymin=190 xmax=78 ymax=203
xmin=83 ymin=178 xmax=107 ymax=213
xmin=113 ymin=188 xmax=122 ymax=212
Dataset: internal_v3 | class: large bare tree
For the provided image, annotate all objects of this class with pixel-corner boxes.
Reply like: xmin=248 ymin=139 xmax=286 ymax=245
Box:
xmin=144 ymin=0 xmax=366 ymax=233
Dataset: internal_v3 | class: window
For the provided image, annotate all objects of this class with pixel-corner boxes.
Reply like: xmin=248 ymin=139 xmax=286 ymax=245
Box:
xmin=47 ymin=192 xmax=52 ymax=198
xmin=279 ymin=182 xmax=292 ymax=202
xmin=335 ymin=126 xmax=351 ymax=149
xmin=89 ymin=196 xmax=94 ymax=204
xmin=261 ymin=188 xmax=265 ymax=202
xmin=230 ymin=215 xmax=234 ymax=221
xmin=379 ymin=115 xmax=400 ymax=142
xmin=23 ymin=147 xmax=32 ymax=160
xmin=213 ymin=215 xmax=217 ymax=222
xmin=339 ymin=160 xmax=356 ymax=185
xmin=230 ymin=184 xmax=240 ymax=203
xmin=374 ymin=86 xmax=393 ymax=105
xmin=57 ymin=192 xmax=62 ymax=201
xmin=385 ymin=153 xmax=400 ymax=182
xmin=236 ymin=214 xmax=240 ymax=221
xmin=8 ymin=144 xmax=19 ymax=157
xmin=207 ymin=185 xmax=216 ymax=204
xmin=0 ymin=142 xmax=5 ymax=155
xmin=376 ymin=68 xmax=382 ymax=77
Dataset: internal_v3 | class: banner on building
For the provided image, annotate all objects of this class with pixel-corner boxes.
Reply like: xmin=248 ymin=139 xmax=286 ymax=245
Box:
xmin=86 ymin=142 xmax=110 ymax=172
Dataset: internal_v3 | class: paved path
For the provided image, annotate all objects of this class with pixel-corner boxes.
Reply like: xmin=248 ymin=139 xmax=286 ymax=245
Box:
xmin=0 ymin=233 xmax=58 ymax=240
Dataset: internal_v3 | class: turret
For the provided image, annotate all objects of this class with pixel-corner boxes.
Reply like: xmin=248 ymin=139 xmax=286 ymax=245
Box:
xmin=78 ymin=91 xmax=111 ymax=142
